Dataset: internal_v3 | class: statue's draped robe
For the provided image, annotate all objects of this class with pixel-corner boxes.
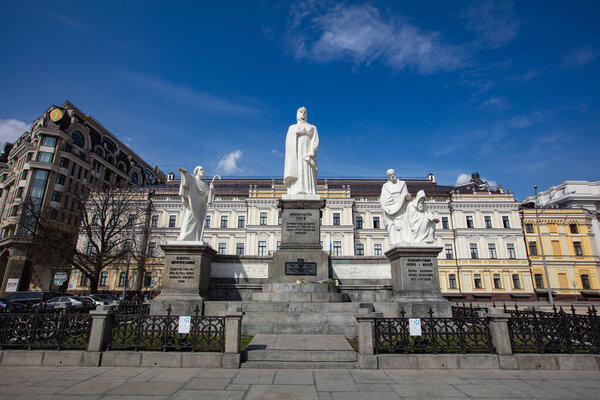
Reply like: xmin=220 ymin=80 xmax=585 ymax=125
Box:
xmin=284 ymin=122 xmax=319 ymax=195
xmin=379 ymin=180 xmax=410 ymax=244
xmin=178 ymin=172 xmax=210 ymax=241
xmin=407 ymin=196 xmax=437 ymax=243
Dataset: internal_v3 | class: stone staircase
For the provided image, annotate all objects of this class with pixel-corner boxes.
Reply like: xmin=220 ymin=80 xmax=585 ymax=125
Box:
xmin=241 ymin=334 xmax=358 ymax=369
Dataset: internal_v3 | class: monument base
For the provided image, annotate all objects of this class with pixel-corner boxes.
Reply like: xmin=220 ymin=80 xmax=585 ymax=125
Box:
xmin=386 ymin=245 xmax=451 ymax=318
xmin=150 ymin=241 xmax=217 ymax=316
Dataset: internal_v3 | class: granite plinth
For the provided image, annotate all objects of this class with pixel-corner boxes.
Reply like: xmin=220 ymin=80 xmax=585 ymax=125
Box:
xmin=150 ymin=241 xmax=217 ymax=315
xmin=385 ymin=245 xmax=451 ymax=318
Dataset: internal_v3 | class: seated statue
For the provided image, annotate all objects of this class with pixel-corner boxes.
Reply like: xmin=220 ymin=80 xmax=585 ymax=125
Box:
xmin=406 ymin=190 xmax=439 ymax=243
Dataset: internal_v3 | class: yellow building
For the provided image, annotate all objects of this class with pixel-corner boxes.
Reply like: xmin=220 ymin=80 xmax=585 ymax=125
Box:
xmin=520 ymin=208 xmax=600 ymax=299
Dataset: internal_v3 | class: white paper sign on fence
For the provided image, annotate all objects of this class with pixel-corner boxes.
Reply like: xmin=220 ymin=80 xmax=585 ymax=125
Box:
xmin=409 ymin=318 xmax=422 ymax=336
xmin=5 ymin=279 xmax=18 ymax=293
xmin=178 ymin=316 xmax=191 ymax=334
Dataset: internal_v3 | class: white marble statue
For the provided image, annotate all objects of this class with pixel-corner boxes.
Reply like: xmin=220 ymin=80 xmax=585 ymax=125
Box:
xmin=380 ymin=169 xmax=411 ymax=245
xmin=177 ymin=166 xmax=214 ymax=242
xmin=406 ymin=190 xmax=439 ymax=243
xmin=284 ymin=106 xmax=319 ymax=196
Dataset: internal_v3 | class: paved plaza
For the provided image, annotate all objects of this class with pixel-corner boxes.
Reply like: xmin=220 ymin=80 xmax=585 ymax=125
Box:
xmin=0 ymin=365 xmax=599 ymax=399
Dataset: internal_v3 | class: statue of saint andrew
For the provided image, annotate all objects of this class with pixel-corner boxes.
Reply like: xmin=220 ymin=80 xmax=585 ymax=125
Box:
xmin=284 ymin=107 xmax=319 ymax=196
xmin=177 ymin=166 xmax=213 ymax=241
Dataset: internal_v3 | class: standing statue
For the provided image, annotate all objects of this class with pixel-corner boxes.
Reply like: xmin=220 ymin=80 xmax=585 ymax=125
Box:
xmin=406 ymin=190 xmax=439 ymax=243
xmin=284 ymin=106 xmax=319 ymax=196
xmin=380 ymin=169 xmax=411 ymax=245
xmin=177 ymin=166 xmax=214 ymax=242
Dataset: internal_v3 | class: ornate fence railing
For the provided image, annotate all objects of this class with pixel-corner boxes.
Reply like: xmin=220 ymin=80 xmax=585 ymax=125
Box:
xmin=0 ymin=312 xmax=92 ymax=350
xmin=374 ymin=309 xmax=494 ymax=354
xmin=508 ymin=306 xmax=600 ymax=354
xmin=107 ymin=308 xmax=225 ymax=352
xmin=452 ymin=304 xmax=488 ymax=318
xmin=115 ymin=303 xmax=150 ymax=315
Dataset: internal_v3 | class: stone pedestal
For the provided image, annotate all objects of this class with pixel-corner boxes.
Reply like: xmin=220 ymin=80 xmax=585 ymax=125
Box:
xmin=150 ymin=242 xmax=217 ymax=316
xmin=385 ymin=245 xmax=451 ymax=318
xmin=270 ymin=199 xmax=329 ymax=283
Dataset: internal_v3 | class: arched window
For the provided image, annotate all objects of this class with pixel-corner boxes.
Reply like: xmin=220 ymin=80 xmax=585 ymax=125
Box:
xmin=118 ymin=162 xmax=126 ymax=172
xmin=71 ymin=130 xmax=85 ymax=147
xmin=102 ymin=137 xmax=117 ymax=153
xmin=130 ymin=172 xmax=139 ymax=184
xmin=95 ymin=147 xmax=103 ymax=157
xmin=144 ymin=169 xmax=155 ymax=184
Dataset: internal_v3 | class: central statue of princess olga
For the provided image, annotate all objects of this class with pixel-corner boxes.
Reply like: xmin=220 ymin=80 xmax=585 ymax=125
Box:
xmin=284 ymin=106 xmax=319 ymax=197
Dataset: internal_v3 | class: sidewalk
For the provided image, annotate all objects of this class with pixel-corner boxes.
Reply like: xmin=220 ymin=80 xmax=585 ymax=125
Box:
xmin=1 ymin=365 xmax=599 ymax=399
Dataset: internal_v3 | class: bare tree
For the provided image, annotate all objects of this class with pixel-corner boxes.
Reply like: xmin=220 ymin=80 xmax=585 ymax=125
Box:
xmin=20 ymin=185 xmax=147 ymax=294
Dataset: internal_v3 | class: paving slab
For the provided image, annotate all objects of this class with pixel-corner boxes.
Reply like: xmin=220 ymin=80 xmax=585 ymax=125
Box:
xmin=105 ymin=382 xmax=184 ymax=396
xmin=390 ymin=383 xmax=466 ymax=397
xmin=453 ymin=383 xmax=529 ymax=398
xmin=248 ymin=334 xmax=353 ymax=351
xmin=182 ymin=377 xmax=232 ymax=390
xmin=170 ymin=390 xmax=245 ymax=400
xmin=232 ymin=368 xmax=276 ymax=384
xmin=59 ymin=376 xmax=127 ymax=395
xmin=246 ymin=384 xmax=318 ymax=400
xmin=274 ymin=369 xmax=315 ymax=384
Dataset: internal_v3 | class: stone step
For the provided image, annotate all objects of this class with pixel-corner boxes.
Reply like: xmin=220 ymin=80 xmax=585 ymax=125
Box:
xmin=252 ymin=292 xmax=349 ymax=302
xmin=246 ymin=349 xmax=357 ymax=362
xmin=241 ymin=323 xmax=357 ymax=336
xmin=240 ymin=311 xmax=358 ymax=325
xmin=205 ymin=301 xmax=368 ymax=314
xmin=241 ymin=360 xmax=358 ymax=369
xmin=262 ymin=283 xmax=339 ymax=293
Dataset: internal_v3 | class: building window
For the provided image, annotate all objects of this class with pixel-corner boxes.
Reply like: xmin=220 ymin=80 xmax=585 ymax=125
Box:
xmin=278 ymin=215 xmax=282 ymax=225
xmin=581 ymin=274 xmax=591 ymax=290
xmin=36 ymin=151 xmax=54 ymax=163
xmin=118 ymin=272 xmax=126 ymax=287
xmin=502 ymin=216 xmax=510 ymax=228
xmin=59 ymin=157 xmax=69 ymax=168
xmin=507 ymin=244 xmax=516 ymax=259
xmin=528 ymin=241 xmax=538 ymax=256
xmin=534 ymin=274 xmax=544 ymax=289
xmin=470 ymin=243 xmax=478 ymax=259
xmin=144 ymin=272 xmax=153 ymax=287
xmin=355 ymin=243 xmax=364 ymax=256
xmin=41 ymin=136 xmax=57 ymax=147
xmin=445 ymin=244 xmax=454 ymax=260
xmin=258 ymin=241 xmax=267 ymax=256
xmin=484 ymin=216 xmax=492 ymax=228
xmin=16 ymin=187 xmax=24 ymax=198
xmin=525 ymin=223 xmax=534 ymax=233
xmin=218 ymin=243 xmax=227 ymax=255
xmin=151 ymin=215 xmax=159 ymax=227
xmin=488 ymin=243 xmax=497 ymax=259
xmin=333 ymin=213 xmax=340 ymax=225
xmin=205 ymin=215 xmax=211 ymax=227
xmin=168 ymin=215 xmax=177 ymax=228
xmin=220 ymin=215 xmax=228 ymax=228
xmin=99 ymin=272 xmax=108 ymax=287
xmin=373 ymin=216 xmax=380 ymax=229
xmin=130 ymin=172 xmax=139 ymax=184
xmin=80 ymin=274 xmax=89 ymax=287
xmin=238 ymin=215 xmax=245 ymax=228
xmin=574 ymin=241 xmax=583 ymax=256
xmin=448 ymin=274 xmax=457 ymax=289
xmin=147 ymin=242 xmax=156 ymax=257
xmin=355 ymin=216 xmax=363 ymax=229
xmin=277 ymin=241 xmax=280 ymax=250
xmin=259 ymin=212 xmax=267 ymax=225
xmin=333 ymin=241 xmax=342 ymax=256
xmin=473 ymin=274 xmax=483 ymax=289
xmin=21 ymin=169 xmax=29 ymax=180
xmin=466 ymin=216 xmax=474 ymax=228
xmin=236 ymin=243 xmax=244 ymax=255
xmin=374 ymin=243 xmax=382 ymax=256
xmin=441 ymin=217 xmax=449 ymax=229
xmin=570 ymin=224 xmax=578 ymax=234
xmin=493 ymin=273 xmax=502 ymax=289
xmin=512 ymin=274 xmax=522 ymax=289
xmin=71 ymin=130 xmax=85 ymax=147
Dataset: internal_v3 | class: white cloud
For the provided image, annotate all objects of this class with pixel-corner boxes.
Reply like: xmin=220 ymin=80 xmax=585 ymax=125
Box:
xmin=271 ymin=149 xmax=284 ymax=158
xmin=287 ymin=4 xmax=462 ymax=74
xmin=463 ymin=1 xmax=519 ymax=49
xmin=216 ymin=150 xmax=243 ymax=174
xmin=455 ymin=173 xmax=471 ymax=185
xmin=562 ymin=46 xmax=597 ymax=67
xmin=479 ymin=96 xmax=510 ymax=110
xmin=0 ymin=119 xmax=28 ymax=146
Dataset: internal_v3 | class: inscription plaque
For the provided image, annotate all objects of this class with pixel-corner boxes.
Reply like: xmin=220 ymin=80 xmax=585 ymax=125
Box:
xmin=168 ymin=256 xmax=196 ymax=284
xmin=405 ymin=258 xmax=435 ymax=283
xmin=285 ymin=258 xmax=317 ymax=275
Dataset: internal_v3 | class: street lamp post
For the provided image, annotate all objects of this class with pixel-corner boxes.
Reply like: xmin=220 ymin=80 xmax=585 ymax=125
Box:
xmin=122 ymin=217 xmax=134 ymax=301
xmin=534 ymin=185 xmax=554 ymax=306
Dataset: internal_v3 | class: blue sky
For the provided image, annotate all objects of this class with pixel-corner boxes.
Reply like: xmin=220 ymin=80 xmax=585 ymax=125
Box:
xmin=1 ymin=1 xmax=599 ymax=200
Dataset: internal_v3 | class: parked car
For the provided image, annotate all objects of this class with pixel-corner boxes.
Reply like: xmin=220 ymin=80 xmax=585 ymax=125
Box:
xmin=5 ymin=291 xmax=60 ymax=309
xmin=38 ymin=296 xmax=84 ymax=309
xmin=0 ymin=298 xmax=7 ymax=309
xmin=90 ymin=293 xmax=122 ymax=305
xmin=77 ymin=296 xmax=102 ymax=307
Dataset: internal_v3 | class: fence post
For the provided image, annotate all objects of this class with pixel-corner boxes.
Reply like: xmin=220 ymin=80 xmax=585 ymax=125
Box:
xmin=484 ymin=307 xmax=512 ymax=355
xmin=355 ymin=308 xmax=382 ymax=369
xmin=224 ymin=307 xmax=244 ymax=354
xmin=87 ymin=305 xmax=116 ymax=352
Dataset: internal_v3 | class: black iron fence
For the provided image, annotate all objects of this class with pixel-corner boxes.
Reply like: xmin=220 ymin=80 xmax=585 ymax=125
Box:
xmin=452 ymin=304 xmax=489 ymax=318
xmin=374 ymin=309 xmax=494 ymax=354
xmin=116 ymin=303 xmax=150 ymax=315
xmin=508 ymin=305 xmax=600 ymax=354
xmin=107 ymin=307 xmax=225 ymax=352
xmin=0 ymin=312 xmax=92 ymax=350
